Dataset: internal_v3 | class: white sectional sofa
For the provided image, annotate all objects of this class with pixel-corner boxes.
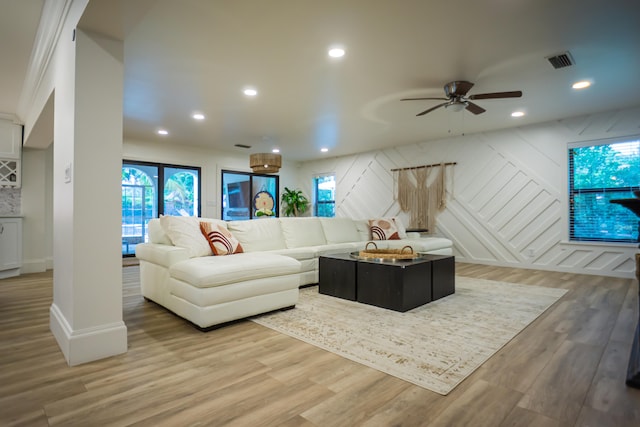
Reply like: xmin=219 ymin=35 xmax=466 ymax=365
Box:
xmin=135 ymin=216 xmax=453 ymax=329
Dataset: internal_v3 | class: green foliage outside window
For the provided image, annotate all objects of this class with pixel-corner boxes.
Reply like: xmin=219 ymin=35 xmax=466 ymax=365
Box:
xmin=569 ymin=140 xmax=640 ymax=242
xmin=314 ymin=175 xmax=335 ymax=217
xmin=164 ymin=172 xmax=196 ymax=216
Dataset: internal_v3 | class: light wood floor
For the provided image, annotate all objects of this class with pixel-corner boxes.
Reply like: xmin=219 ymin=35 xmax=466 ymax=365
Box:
xmin=1 ymin=264 xmax=639 ymax=426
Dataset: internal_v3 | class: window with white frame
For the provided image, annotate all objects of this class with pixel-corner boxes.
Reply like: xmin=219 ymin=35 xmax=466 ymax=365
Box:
xmin=568 ymin=136 xmax=640 ymax=243
xmin=314 ymin=175 xmax=335 ymax=217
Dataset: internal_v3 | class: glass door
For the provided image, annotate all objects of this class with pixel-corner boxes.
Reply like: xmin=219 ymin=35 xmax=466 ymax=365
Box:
xmin=221 ymin=170 xmax=278 ymax=220
xmin=122 ymin=161 xmax=201 ymax=256
xmin=122 ymin=164 xmax=158 ymax=256
xmin=164 ymin=167 xmax=200 ymax=217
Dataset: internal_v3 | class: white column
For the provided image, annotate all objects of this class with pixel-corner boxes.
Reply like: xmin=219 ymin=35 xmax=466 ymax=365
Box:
xmin=49 ymin=27 xmax=127 ymax=366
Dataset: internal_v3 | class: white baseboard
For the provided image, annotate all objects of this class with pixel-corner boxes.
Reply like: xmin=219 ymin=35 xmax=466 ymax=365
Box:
xmin=50 ymin=303 xmax=128 ymax=366
xmin=455 ymin=256 xmax=636 ymax=279
xmin=0 ymin=268 xmax=20 ymax=279
xmin=20 ymin=258 xmax=49 ymax=274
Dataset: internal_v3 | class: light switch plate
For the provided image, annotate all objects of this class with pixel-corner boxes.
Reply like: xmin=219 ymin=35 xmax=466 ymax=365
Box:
xmin=64 ymin=163 xmax=72 ymax=183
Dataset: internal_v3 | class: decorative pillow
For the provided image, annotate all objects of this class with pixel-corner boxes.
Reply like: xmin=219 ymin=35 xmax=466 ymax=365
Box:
xmin=368 ymin=218 xmax=401 ymax=240
xmin=147 ymin=218 xmax=172 ymax=245
xmin=200 ymin=222 xmax=243 ymax=255
xmin=160 ymin=215 xmax=212 ymax=257
xmin=393 ymin=217 xmax=408 ymax=239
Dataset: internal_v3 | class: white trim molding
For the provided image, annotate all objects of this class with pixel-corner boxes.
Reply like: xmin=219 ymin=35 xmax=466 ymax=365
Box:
xmin=16 ymin=0 xmax=76 ymax=121
xmin=50 ymin=303 xmax=127 ymax=366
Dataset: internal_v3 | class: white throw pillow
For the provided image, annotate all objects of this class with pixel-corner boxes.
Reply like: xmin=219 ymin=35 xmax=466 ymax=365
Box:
xmin=393 ymin=217 xmax=408 ymax=239
xmin=147 ymin=218 xmax=172 ymax=245
xmin=160 ymin=216 xmax=213 ymax=257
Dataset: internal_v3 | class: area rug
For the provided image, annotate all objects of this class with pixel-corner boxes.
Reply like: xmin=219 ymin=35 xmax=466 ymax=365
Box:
xmin=251 ymin=276 xmax=567 ymax=395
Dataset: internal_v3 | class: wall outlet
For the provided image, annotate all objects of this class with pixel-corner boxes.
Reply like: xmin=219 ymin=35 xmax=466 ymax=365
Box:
xmin=526 ymin=248 xmax=535 ymax=257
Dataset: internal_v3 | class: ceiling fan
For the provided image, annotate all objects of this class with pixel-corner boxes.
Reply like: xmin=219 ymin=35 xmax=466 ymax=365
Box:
xmin=401 ymin=81 xmax=522 ymax=116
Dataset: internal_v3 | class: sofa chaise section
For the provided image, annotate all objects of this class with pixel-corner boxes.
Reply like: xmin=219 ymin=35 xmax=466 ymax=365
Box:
xmin=166 ymin=253 xmax=300 ymax=329
xmin=136 ymin=217 xmax=302 ymax=329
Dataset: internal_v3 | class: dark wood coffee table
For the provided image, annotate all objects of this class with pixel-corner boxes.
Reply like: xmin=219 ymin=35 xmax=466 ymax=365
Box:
xmin=319 ymin=252 xmax=455 ymax=312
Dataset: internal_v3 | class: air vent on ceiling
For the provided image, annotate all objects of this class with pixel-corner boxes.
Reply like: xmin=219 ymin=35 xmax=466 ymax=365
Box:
xmin=234 ymin=144 xmax=251 ymax=149
xmin=546 ymin=51 xmax=574 ymax=69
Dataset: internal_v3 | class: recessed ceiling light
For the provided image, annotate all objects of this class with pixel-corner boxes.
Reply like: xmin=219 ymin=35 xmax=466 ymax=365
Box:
xmin=192 ymin=113 xmax=205 ymax=120
xmin=572 ymin=80 xmax=591 ymax=89
xmin=511 ymin=111 xmax=525 ymax=117
xmin=244 ymin=88 xmax=258 ymax=96
xmin=272 ymin=148 xmax=280 ymax=153
xmin=328 ymin=47 xmax=345 ymax=58
xmin=157 ymin=129 xmax=168 ymax=135
xmin=321 ymin=148 xmax=329 ymax=152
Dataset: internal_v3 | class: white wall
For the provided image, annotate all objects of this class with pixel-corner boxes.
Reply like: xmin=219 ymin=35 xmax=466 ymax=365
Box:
xmin=297 ymin=107 xmax=640 ymax=279
xmin=20 ymin=146 xmax=53 ymax=273
xmin=124 ymin=138 xmax=300 ymax=218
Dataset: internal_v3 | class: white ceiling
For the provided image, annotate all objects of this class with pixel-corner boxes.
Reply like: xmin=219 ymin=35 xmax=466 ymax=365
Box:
xmin=4 ymin=0 xmax=640 ymax=161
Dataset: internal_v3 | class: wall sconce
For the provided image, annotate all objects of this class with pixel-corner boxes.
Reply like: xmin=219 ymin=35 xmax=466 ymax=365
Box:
xmin=250 ymin=153 xmax=282 ymax=173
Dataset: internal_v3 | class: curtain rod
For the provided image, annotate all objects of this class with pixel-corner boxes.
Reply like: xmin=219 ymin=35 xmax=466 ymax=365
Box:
xmin=391 ymin=162 xmax=457 ymax=172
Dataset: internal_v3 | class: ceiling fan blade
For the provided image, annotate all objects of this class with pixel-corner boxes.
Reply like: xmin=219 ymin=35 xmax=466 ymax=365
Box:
xmin=465 ymin=102 xmax=486 ymax=115
xmin=446 ymin=81 xmax=474 ymax=97
xmin=401 ymin=97 xmax=448 ymax=101
xmin=468 ymin=91 xmax=522 ymax=100
xmin=417 ymin=102 xmax=448 ymax=116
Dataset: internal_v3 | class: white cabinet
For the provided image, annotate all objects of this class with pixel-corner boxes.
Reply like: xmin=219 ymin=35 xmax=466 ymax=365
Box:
xmin=0 ymin=217 xmax=22 ymax=278
xmin=0 ymin=159 xmax=20 ymax=188
xmin=0 ymin=121 xmax=22 ymax=159
xmin=0 ymin=121 xmax=22 ymax=188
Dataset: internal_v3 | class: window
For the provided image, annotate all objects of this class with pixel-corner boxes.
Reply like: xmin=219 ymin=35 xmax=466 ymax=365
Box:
xmin=568 ymin=137 xmax=639 ymax=243
xmin=221 ymin=170 xmax=278 ymax=220
xmin=314 ymin=175 xmax=335 ymax=217
xmin=122 ymin=161 xmax=201 ymax=256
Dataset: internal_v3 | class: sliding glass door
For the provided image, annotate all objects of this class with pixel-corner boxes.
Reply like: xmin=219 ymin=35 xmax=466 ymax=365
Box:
xmin=122 ymin=161 xmax=201 ymax=256
xmin=221 ymin=170 xmax=278 ymax=220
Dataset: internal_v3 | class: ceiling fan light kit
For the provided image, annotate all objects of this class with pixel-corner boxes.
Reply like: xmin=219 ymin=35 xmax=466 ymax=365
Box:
xmin=402 ymin=80 xmax=523 ymax=116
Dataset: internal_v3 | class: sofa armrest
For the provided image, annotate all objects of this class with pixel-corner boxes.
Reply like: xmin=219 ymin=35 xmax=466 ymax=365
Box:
xmin=135 ymin=243 xmax=190 ymax=268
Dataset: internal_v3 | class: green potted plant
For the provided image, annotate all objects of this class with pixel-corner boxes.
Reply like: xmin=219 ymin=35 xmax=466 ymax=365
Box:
xmin=281 ymin=187 xmax=309 ymax=217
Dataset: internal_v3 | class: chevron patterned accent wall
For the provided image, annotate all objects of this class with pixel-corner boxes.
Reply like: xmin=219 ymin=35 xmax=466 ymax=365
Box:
xmin=298 ymin=107 xmax=640 ymax=278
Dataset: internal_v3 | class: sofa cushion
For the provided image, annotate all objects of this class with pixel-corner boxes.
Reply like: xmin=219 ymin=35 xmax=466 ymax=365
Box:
xmin=280 ymin=217 xmax=327 ymax=248
xmin=319 ymin=217 xmax=361 ymax=244
xmin=266 ymin=247 xmax=317 ymax=261
xmin=369 ymin=218 xmax=401 ymax=240
xmin=135 ymin=242 xmax=190 ymax=267
xmin=312 ymin=242 xmax=360 ymax=256
xmin=169 ymin=253 xmax=300 ymax=288
xmin=227 ymin=219 xmax=287 ymax=252
xmin=200 ymin=222 xmax=243 ymax=255
xmin=160 ymin=216 xmax=215 ymax=257
xmin=385 ymin=237 xmax=453 ymax=253
xmin=355 ymin=219 xmax=371 ymax=241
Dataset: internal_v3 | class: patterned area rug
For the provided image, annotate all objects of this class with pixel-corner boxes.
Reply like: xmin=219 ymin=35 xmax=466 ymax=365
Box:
xmin=251 ymin=276 xmax=567 ymax=395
